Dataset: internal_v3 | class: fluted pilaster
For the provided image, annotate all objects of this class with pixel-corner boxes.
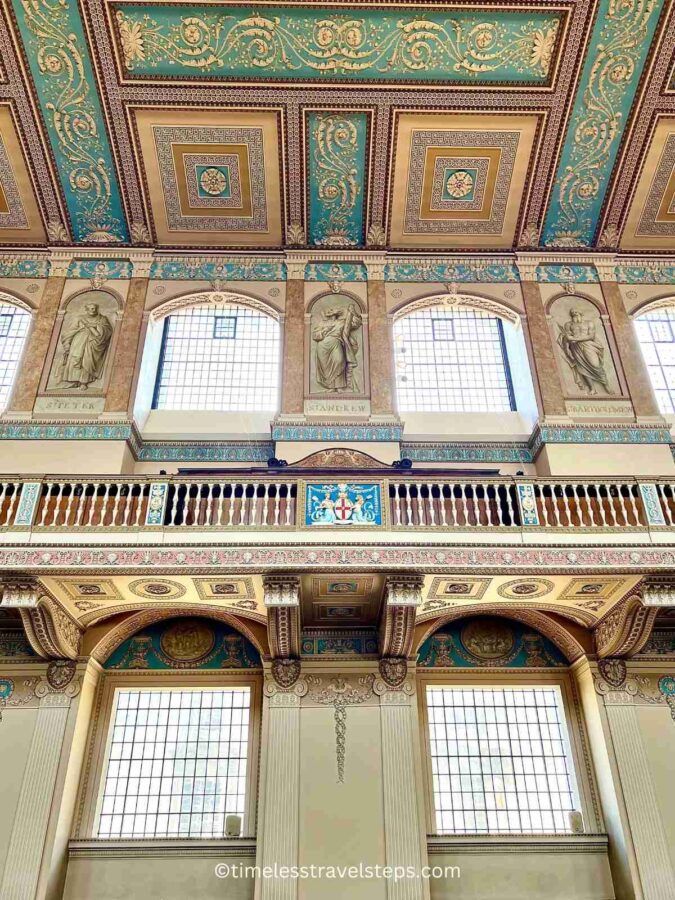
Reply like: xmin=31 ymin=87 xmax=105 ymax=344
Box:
xmin=0 ymin=695 xmax=70 ymax=900
xmin=605 ymin=704 xmax=675 ymax=899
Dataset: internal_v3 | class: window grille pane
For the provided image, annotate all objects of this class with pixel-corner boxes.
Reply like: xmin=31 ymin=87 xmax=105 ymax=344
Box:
xmin=97 ymin=687 xmax=251 ymax=839
xmin=153 ymin=304 xmax=280 ymax=411
xmin=426 ymin=686 xmax=578 ymax=834
xmin=394 ymin=307 xmax=515 ymax=412
xmin=636 ymin=308 xmax=675 ymax=414
xmin=0 ymin=303 xmax=30 ymax=411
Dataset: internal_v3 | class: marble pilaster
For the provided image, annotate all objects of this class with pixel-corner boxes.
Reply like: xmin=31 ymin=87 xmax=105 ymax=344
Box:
xmin=367 ymin=274 xmax=395 ymax=416
xmin=8 ymin=276 xmax=66 ymax=413
xmin=281 ymin=279 xmax=305 ymax=415
xmin=104 ymin=276 xmax=150 ymax=414
xmin=519 ymin=279 xmax=567 ymax=418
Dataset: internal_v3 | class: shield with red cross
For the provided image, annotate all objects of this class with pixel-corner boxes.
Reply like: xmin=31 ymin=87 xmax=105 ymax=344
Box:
xmin=334 ymin=494 xmax=353 ymax=521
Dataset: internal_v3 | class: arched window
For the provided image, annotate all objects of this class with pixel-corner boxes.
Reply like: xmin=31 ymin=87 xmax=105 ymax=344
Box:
xmin=393 ymin=305 xmax=515 ymax=413
xmin=634 ymin=305 xmax=675 ymax=414
xmin=152 ymin=302 xmax=280 ymax=411
xmin=0 ymin=300 xmax=30 ymax=411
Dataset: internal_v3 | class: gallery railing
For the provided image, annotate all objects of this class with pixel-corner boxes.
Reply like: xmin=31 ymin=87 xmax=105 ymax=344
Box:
xmin=0 ymin=476 xmax=671 ymax=532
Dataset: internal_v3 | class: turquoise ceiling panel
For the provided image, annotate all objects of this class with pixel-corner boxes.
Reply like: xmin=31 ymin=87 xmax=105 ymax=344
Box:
xmin=113 ymin=5 xmax=562 ymax=84
xmin=308 ymin=112 xmax=367 ymax=248
xmin=541 ymin=0 xmax=661 ymax=248
xmin=12 ymin=0 xmax=128 ymax=242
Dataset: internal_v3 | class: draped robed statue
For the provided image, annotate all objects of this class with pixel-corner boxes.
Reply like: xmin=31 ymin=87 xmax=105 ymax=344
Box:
xmin=58 ymin=302 xmax=114 ymax=391
xmin=312 ymin=301 xmax=363 ymax=393
xmin=556 ymin=307 xmax=610 ymax=396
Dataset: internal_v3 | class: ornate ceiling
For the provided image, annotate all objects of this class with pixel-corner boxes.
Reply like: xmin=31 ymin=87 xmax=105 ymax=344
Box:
xmin=0 ymin=0 xmax=672 ymax=252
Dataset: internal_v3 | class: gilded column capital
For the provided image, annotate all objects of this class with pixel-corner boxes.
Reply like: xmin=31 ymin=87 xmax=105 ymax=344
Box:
xmin=594 ymin=256 xmax=618 ymax=282
xmin=130 ymin=253 xmax=154 ymax=278
xmin=48 ymin=250 xmax=73 ymax=278
xmin=515 ymin=254 xmax=539 ymax=282
xmin=364 ymin=255 xmax=387 ymax=280
xmin=263 ymin=575 xmax=300 ymax=607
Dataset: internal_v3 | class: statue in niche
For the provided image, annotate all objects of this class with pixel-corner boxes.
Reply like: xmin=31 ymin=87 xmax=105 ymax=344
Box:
xmin=556 ymin=307 xmax=610 ymax=395
xmin=51 ymin=295 xmax=114 ymax=391
xmin=311 ymin=297 xmax=363 ymax=393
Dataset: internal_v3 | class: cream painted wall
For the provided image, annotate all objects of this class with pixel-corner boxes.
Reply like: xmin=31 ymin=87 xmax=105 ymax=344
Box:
xmin=535 ymin=442 xmax=675 ymax=477
xmin=298 ymin=705 xmax=387 ymax=900
xmin=63 ymin=854 xmax=255 ymax=900
xmin=0 ymin=440 xmax=134 ymax=475
xmin=428 ymin=848 xmax=614 ymax=900
xmin=0 ymin=706 xmax=39 ymax=884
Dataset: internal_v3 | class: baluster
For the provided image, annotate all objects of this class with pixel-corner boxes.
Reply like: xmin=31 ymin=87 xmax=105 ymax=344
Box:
xmin=100 ymin=483 xmax=112 ymax=527
xmin=110 ymin=483 xmax=121 ymax=527
xmin=438 ymin=484 xmax=447 ymax=527
xmin=64 ymin=483 xmax=77 ymax=527
xmin=658 ymin=484 xmax=674 ymax=525
xmin=133 ymin=485 xmax=145 ymax=528
xmin=285 ymin=484 xmax=293 ymax=526
xmin=470 ymin=483 xmax=479 ymax=525
xmin=549 ymin=486 xmax=561 ymax=527
xmin=252 ymin=483 xmax=261 ymax=526
xmin=273 ymin=484 xmax=281 ymax=526
xmin=538 ymin=485 xmax=551 ymax=527
xmin=557 ymin=485 xmax=571 ymax=527
xmin=121 ymin=485 xmax=132 ymax=528
xmin=449 ymin=485 xmax=458 ymax=526
xmin=76 ymin=484 xmax=88 ymax=527
xmin=39 ymin=483 xmax=53 ymax=526
xmin=594 ymin=483 xmax=608 ymax=527
xmin=603 ymin=484 xmax=618 ymax=527
xmin=626 ymin=484 xmax=640 ymax=526
xmin=214 ymin=483 xmax=225 ymax=527
xmin=202 ymin=483 xmax=213 ymax=527
xmin=227 ymin=484 xmax=237 ymax=526
xmin=426 ymin=484 xmax=436 ymax=527
xmin=504 ymin=485 xmax=516 ymax=527
xmin=582 ymin=484 xmax=596 ymax=526
xmin=492 ymin=485 xmax=503 ymax=527
xmin=459 ymin=485 xmax=469 ymax=527
xmin=615 ymin=484 xmax=629 ymax=526
xmin=393 ymin=484 xmax=402 ymax=526
xmin=168 ymin=484 xmax=180 ymax=527
xmin=261 ymin=483 xmax=271 ymax=526
xmin=51 ymin=483 xmax=65 ymax=526
xmin=5 ymin=483 xmax=18 ymax=527
xmin=404 ymin=484 xmax=413 ymax=526
xmin=415 ymin=483 xmax=425 ymax=526
xmin=239 ymin=483 xmax=248 ymax=526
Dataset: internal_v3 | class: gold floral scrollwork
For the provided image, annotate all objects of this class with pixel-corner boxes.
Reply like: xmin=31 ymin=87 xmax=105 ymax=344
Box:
xmin=312 ymin=114 xmax=360 ymax=247
xmin=307 ymin=675 xmax=374 ymax=783
xmin=546 ymin=0 xmax=659 ymax=246
xmin=115 ymin=11 xmax=559 ymax=80
xmin=19 ymin=0 xmax=122 ymax=240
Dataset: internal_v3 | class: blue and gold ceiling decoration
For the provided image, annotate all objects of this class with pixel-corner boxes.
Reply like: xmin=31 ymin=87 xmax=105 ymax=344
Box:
xmin=111 ymin=4 xmax=564 ymax=85
xmin=0 ymin=0 xmax=670 ymax=250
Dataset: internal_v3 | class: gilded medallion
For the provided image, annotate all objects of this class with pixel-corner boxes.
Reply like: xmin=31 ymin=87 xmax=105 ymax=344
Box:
xmin=160 ymin=619 xmax=216 ymax=663
xmin=460 ymin=618 xmax=515 ymax=661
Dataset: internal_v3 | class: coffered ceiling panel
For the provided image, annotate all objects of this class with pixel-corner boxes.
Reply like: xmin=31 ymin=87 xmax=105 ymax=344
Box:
xmin=109 ymin=2 xmax=567 ymax=87
xmin=0 ymin=0 xmax=671 ymax=251
xmin=621 ymin=117 xmax=675 ymax=250
xmin=131 ymin=107 xmax=284 ymax=247
xmin=388 ymin=112 xmax=540 ymax=249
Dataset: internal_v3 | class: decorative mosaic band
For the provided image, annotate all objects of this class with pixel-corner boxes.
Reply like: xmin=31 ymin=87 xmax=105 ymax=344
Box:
xmin=401 ymin=442 xmax=532 ymax=464
xmin=1 ymin=255 xmax=675 ymax=285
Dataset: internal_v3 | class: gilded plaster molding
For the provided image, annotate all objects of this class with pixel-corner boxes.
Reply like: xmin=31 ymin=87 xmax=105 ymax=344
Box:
xmin=593 ymin=593 xmax=658 ymax=658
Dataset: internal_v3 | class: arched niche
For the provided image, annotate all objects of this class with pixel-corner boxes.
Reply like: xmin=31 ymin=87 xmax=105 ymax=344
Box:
xmin=391 ymin=291 xmax=538 ymax=431
xmin=38 ymin=288 xmax=123 ymax=408
xmin=305 ymin=289 xmax=368 ymax=400
xmin=89 ymin=606 xmax=269 ymax=665
xmin=414 ymin=608 xmax=587 ymax=664
xmin=101 ymin=615 xmax=262 ymax=670
xmin=134 ymin=289 xmax=282 ymax=433
xmin=545 ymin=292 xmax=623 ymax=398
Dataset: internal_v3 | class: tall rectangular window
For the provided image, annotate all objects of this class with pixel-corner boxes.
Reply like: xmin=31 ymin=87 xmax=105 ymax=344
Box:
xmin=97 ymin=687 xmax=250 ymax=839
xmin=635 ymin=308 xmax=675 ymax=414
xmin=426 ymin=686 xmax=579 ymax=834
xmin=394 ymin=307 xmax=515 ymax=413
